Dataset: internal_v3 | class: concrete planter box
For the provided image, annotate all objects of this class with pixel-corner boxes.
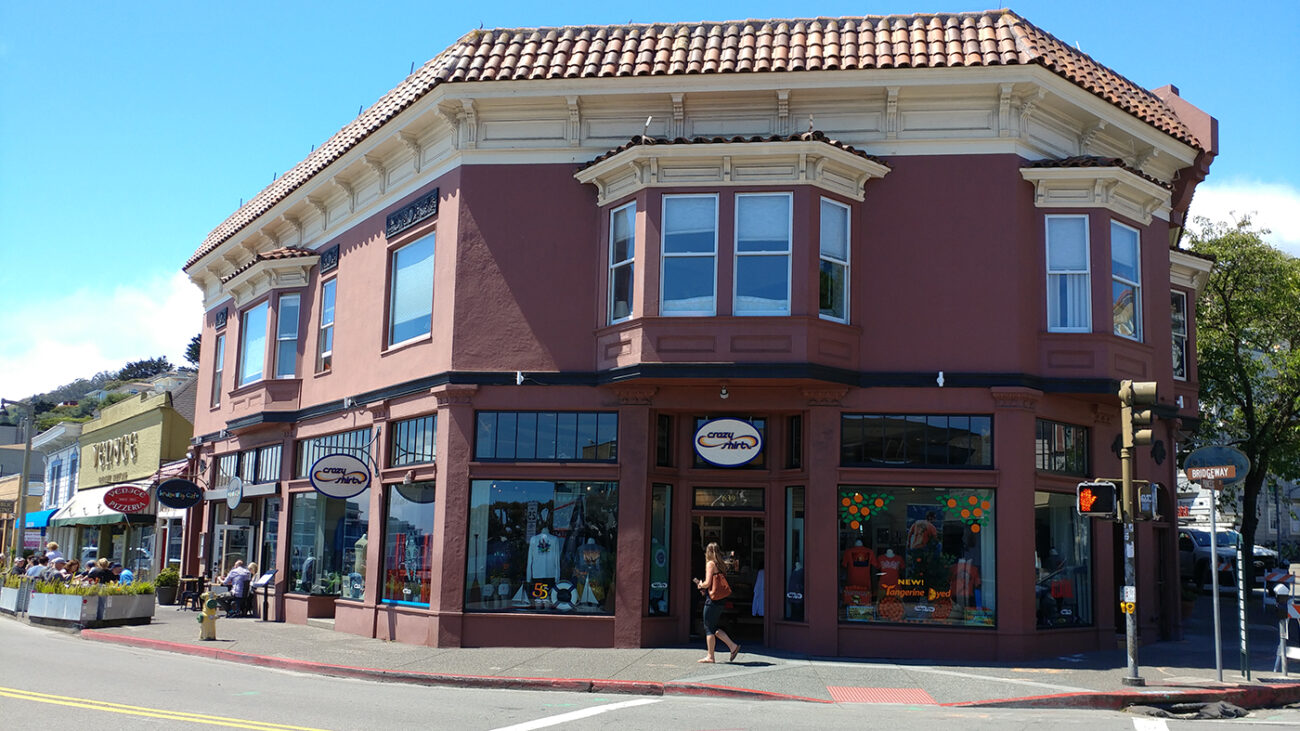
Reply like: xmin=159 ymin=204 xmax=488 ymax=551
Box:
xmin=99 ymin=594 xmax=156 ymax=622
xmin=28 ymin=593 xmax=98 ymax=623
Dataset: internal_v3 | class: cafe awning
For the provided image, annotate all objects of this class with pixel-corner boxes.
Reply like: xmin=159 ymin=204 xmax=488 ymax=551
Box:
xmin=25 ymin=508 xmax=58 ymax=529
xmin=49 ymin=485 xmax=155 ymax=528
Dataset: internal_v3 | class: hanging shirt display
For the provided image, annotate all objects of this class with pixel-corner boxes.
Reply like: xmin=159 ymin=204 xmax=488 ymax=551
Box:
xmin=876 ymin=552 xmax=903 ymax=588
xmin=526 ymin=529 xmax=560 ymax=580
xmin=840 ymin=544 xmax=876 ymax=587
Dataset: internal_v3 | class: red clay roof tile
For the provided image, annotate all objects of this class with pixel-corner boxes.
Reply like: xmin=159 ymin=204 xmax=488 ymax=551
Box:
xmin=187 ymin=9 xmax=1202 ymax=270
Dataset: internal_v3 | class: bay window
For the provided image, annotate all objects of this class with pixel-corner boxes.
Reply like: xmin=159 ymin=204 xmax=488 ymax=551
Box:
xmin=661 ymin=195 xmax=717 ymax=315
xmin=819 ymin=197 xmax=850 ymax=322
xmin=1172 ymin=290 xmax=1188 ymax=380
xmin=238 ymin=301 xmax=268 ymax=386
xmin=609 ymin=202 xmax=635 ymax=323
xmin=388 ymin=234 xmax=435 ymax=346
xmin=734 ymin=193 xmax=791 ymax=315
xmin=1111 ymin=221 xmax=1142 ymax=340
xmin=275 ymin=293 xmax=300 ymax=378
xmin=1045 ymin=215 xmax=1090 ymax=332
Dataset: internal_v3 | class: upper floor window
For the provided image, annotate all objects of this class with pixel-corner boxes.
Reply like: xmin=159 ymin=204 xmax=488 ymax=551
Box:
xmin=1046 ymin=215 xmax=1090 ymax=333
xmin=275 ymin=293 xmax=300 ymax=379
xmin=238 ymin=301 xmax=269 ymax=386
xmin=317 ymin=279 xmax=335 ymax=373
xmin=389 ymin=234 xmax=435 ymax=346
xmin=475 ymin=411 xmax=618 ymax=462
xmin=1034 ymin=419 xmax=1088 ymax=476
xmin=1111 ymin=221 xmax=1142 ymax=340
xmin=841 ymin=414 xmax=993 ymax=468
xmin=211 ymin=333 xmax=225 ymax=407
xmin=391 ymin=414 xmax=436 ymax=467
xmin=661 ymin=195 xmax=717 ymax=316
xmin=609 ymin=203 xmax=635 ymax=323
xmin=734 ymin=193 xmax=792 ymax=315
xmin=1171 ymin=290 xmax=1188 ymax=380
xmin=819 ymin=197 xmax=850 ymax=322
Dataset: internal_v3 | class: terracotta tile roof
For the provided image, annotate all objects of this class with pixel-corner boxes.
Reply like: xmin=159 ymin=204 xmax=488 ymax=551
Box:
xmin=219 ymin=246 xmax=317 ymax=284
xmin=186 ymin=9 xmax=1200 ymax=270
xmin=1026 ymin=155 xmax=1171 ymax=190
xmin=581 ymin=130 xmax=887 ymax=170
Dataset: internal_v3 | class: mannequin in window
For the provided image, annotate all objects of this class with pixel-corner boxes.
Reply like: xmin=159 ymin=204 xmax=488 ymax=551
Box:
xmin=875 ymin=548 xmax=903 ymax=595
xmin=526 ymin=527 xmax=560 ymax=584
xmin=840 ymin=539 xmax=875 ymax=588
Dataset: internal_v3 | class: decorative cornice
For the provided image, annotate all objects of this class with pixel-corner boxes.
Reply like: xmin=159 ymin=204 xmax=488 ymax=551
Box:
xmin=1170 ymin=248 xmax=1214 ymax=293
xmin=432 ymin=384 xmax=477 ymax=407
xmin=1091 ymin=403 xmax=1115 ymax=425
xmin=222 ymin=249 xmax=319 ymax=308
xmin=803 ymin=387 xmax=850 ymax=406
xmin=1020 ymin=162 xmax=1171 ymax=224
xmin=990 ymin=387 xmax=1042 ymax=412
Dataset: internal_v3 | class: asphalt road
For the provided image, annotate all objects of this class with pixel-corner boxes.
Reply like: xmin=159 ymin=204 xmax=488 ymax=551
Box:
xmin=2 ymin=619 xmax=1298 ymax=730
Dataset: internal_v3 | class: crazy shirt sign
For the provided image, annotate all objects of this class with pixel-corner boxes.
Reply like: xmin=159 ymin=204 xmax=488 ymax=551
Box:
xmin=693 ymin=418 xmax=763 ymax=467
xmin=308 ymin=453 xmax=372 ymax=499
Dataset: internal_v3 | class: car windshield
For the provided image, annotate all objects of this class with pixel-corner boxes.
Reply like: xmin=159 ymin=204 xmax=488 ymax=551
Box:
xmin=1192 ymin=531 xmax=1240 ymax=547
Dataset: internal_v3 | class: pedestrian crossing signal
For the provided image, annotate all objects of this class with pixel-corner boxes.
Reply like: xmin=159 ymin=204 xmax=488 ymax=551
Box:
xmin=1076 ymin=481 xmax=1118 ymax=518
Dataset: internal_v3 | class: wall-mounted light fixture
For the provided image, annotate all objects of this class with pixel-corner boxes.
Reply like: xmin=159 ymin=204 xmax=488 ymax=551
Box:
xmin=719 ymin=385 xmax=729 ymax=400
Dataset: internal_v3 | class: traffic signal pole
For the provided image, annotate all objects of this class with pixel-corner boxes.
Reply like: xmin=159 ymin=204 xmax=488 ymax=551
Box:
xmin=1118 ymin=380 xmax=1157 ymax=687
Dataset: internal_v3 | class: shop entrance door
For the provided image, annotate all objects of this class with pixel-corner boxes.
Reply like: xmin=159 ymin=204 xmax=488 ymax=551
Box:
xmin=691 ymin=514 xmax=766 ymax=645
xmin=213 ymin=524 xmax=252 ymax=577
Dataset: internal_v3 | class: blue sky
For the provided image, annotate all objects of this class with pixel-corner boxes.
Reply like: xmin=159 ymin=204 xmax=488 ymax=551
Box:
xmin=1 ymin=0 xmax=1297 ymax=399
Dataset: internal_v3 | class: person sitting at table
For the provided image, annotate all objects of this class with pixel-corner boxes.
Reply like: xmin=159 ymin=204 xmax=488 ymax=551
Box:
xmin=86 ymin=558 xmax=116 ymax=584
xmin=219 ymin=560 xmax=253 ymax=617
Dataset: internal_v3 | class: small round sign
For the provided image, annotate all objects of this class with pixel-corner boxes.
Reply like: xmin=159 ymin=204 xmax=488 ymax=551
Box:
xmin=1184 ymin=445 xmax=1250 ymax=486
xmin=104 ymin=485 xmax=150 ymax=514
xmin=309 ymin=453 xmax=372 ymax=499
xmin=156 ymin=478 xmax=203 ymax=509
xmin=226 ymin=476 xmax=244 ymax=510
xmin=693 ymin=418 xmax=763 ymax=467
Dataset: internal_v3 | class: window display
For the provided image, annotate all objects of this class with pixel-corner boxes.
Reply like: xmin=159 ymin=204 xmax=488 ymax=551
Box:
xmin=648 ymin=484 xmax=671 ymax=616
xmin=288 ymin=490 xmax=371 ymax=598
xmin=383 ymin=481 xmax=436 ymax=606
xmin=466 ymin=480 xmax=617 ymax=615
xmin=838 ymin=486 xmax=996 ymax=627
xmin=785 ymin=487 xmax=805 ymax=621
xmin=1035 ymin=491 xmax=1093 ymax=628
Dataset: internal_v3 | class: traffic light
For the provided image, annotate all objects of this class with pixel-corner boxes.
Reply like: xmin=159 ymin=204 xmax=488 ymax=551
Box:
xmin=1076 ymin=480 xmax=1118 ymax=518
xmin=1119 ymin=380 xmax=1158 ymax=449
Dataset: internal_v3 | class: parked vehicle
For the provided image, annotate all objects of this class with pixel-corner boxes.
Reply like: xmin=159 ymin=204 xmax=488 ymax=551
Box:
xmin=1178 ymin=526 xmax=1284 ymax=590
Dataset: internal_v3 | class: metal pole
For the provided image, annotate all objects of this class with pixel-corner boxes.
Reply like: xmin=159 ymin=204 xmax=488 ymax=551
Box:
xmin=1120 ymin=433 xmax=1144 ymax=686
xmin=1210 ymin=478 xmax=1223 ymax=682
xmin=1237 ymin=536 xmax=1250 ymax=679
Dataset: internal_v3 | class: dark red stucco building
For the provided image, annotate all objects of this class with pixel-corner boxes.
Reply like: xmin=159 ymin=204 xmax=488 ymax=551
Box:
xmin=181 ymin=10 xmax=1217 ymax=660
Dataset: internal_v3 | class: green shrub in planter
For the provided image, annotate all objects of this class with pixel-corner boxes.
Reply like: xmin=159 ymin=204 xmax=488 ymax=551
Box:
xmin=155 ymin=568 xmax=180 ymax=588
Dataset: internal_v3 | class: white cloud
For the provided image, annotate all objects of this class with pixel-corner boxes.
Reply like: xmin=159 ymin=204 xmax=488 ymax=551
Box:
xmin=0 ymin=271 xmax=203 ymax=399
xmin=1188 ymin=180 xmax=1300 ymax=258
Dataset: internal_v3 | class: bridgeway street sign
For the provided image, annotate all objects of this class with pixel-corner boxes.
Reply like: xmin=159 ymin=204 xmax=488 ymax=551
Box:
xmin=1186 ymin=465 xmax=1236 ymax=482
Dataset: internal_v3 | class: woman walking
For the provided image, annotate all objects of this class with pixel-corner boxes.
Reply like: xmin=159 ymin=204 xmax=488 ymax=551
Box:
xmin=693 ymin=541 xmax=741 ymax=663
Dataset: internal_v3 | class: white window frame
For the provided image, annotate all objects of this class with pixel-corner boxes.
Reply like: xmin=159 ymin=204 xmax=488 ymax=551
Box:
xmin=819 ymin=197 xmax=851 ymax=323
xmin=211 ymin=333 xmax=225 ymax=407
xmin=608 ymin=202 xmax=636 ymax=324
xmin=1110 ymin=220 xmax=1142 ymax=341
xmin=733 ymin=192 xmax=793 ymax=316
xmin=387 ymin=233 xmax=436 ymax=347
xmin=237 ymin=301 xmax=268 ymax=387
xmin=660 ymin=194 xmax=718 ymax=317
xmin=317 ymin=278 xmax=336 ymax=373
xmin=1171 ymin=289 xmax=1188 ymax=381
xmin=274 ymin=293 xmax=300 ymax=379
xmin=1045 ymin=214 xmax=1092 ymax=333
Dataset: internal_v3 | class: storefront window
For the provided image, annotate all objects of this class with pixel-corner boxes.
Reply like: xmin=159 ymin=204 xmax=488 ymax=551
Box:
xmin=837 ymin=486 xmax=996 ymax=627
xmin=391 ymin=414 xmax=436 ymax=467
xmin=382 ymin=482 xmax=436 ymax=606
xmin=785 ymin=487 xmax=805 ymax=621
xmin=476 ymin=411 xmax=617 ymax=462
xmin=648 ymin=484 xmax=670 ymax=616
xmin=260 ymin=497 xmax=280 ymax=573
xmin=466 ymin=480 xmax=618 ymax=615
xmin=1034 ymin=420 xmax=1088 ymax=476
xmin=288 ymin=490 xmax=371 ymax=598
xmin=295 ymin=428 xmax=371 ymax=477
xmin=1035 ymin=491 xmax=1093 ymax=628
xmin=841 ymin=414 xmax=993 ymax=468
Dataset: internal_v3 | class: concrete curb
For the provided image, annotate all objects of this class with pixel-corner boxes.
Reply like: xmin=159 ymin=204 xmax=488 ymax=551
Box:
xmin=80 ymin=630 xmax=828 ymax=703
xmin=950 ymin=682 xmax=1300 ymax=711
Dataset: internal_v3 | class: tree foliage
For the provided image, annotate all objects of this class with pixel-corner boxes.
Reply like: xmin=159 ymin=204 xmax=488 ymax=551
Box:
xmin=1189 ymin=216 xmax=1300 ymax=584
xmin=117 ymin=356 xmax=173 ymax=381
xmin=185 ymin=334 xmax=201 ymax=367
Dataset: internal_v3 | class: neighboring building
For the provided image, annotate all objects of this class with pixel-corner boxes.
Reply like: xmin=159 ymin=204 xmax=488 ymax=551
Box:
xmin=182 ymin=11 xmax=1216 ymax=660
xmin=51 ymin=378 xmax=197 ymax=576
xmin=28 ymin=421 xmax=83 ymax=551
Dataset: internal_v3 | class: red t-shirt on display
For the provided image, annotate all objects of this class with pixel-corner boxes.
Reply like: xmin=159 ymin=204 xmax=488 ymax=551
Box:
xmin=876 ymin=554 xmax=903 ymax=587
xmin=840 ymin=546 xmax=876 ymax=586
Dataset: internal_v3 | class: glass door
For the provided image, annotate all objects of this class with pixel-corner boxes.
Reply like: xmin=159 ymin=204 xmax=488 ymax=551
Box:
xmin=213 ymin=524 xmax=253 ymax=577
xmin=691 ymin=513 xmax=766 ymax=644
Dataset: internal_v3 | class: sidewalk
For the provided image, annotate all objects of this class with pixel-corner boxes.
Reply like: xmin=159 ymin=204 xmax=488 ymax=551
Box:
xmin=54 ymin=592 xmax=1300 ymax=709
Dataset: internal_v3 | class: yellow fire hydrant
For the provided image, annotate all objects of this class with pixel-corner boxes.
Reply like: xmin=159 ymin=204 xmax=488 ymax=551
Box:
xmin=197 ymin=591 xmax=219 ymax=640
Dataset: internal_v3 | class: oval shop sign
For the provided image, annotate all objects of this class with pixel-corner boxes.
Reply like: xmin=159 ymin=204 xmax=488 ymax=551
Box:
xmin=309 ymin=453 xmax=372 ymax=499
xmin=104 ymin=485 xmax=150 ymax=514
xmin=155 ymin=478 xmax=203 ymax=509
xmin=1183 ymin=444 xmax=1250 ymax=486
xmin=694 ymin=418 xmax=763 ymax=467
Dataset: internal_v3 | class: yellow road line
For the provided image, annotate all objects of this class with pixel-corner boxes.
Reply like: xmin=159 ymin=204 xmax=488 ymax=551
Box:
xmin=0 ymin=686 xmax=327 ymax=731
